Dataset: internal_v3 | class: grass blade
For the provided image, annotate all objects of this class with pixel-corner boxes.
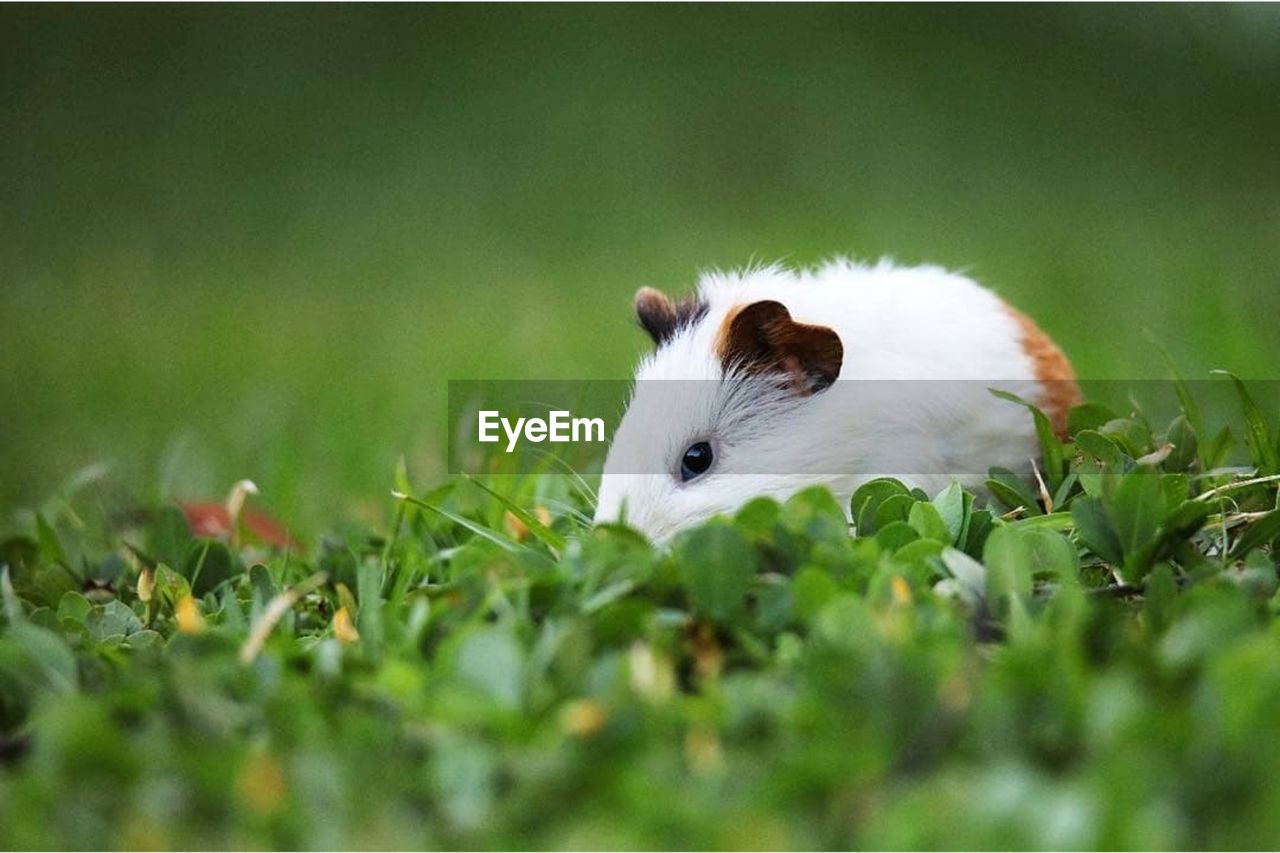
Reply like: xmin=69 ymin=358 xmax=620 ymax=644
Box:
xmin=391 ymin=490 xmax=530 ymax=554
xmin=463 ymin=474 xmax=567 ymax=552
xmin=1213 ymin=370 xmax=1279 ymax=474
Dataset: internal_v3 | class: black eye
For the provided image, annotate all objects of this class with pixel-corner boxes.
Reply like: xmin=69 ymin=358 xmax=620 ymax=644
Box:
xmin=680 ymin=441 xmax=714 ymax=482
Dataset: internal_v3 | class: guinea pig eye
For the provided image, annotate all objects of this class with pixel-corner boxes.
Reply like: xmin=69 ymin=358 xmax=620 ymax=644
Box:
xmin=679 ymin=441 xmax=714 ymax=482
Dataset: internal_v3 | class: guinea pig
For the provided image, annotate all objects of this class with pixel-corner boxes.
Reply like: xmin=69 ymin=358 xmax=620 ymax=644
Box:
xmin=593 ymin=258 xmax=1079 ymax=542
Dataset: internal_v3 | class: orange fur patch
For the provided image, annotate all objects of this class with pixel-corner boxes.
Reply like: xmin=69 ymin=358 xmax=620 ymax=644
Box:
xmin=1002 ymin=302 xmax=1080 ymax=438
xmin=713 ymin=304 xmax=742 ymax=362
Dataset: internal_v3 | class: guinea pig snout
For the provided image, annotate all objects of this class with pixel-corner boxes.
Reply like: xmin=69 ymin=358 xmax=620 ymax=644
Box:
xmin=592 ymin=482 xmax=622 ymax=526
xmin=593 ymin=475 xmax=679 ymax=542
xmin=592 ymin=476 xmax=646 ymax=526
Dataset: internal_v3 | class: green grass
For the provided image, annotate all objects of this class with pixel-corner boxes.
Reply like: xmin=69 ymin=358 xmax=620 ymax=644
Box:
xmin=5 ymin=7 xmax=1280 ymax=849
xmin=5 ymin=381 xmax=1280 ymax=848
xmin=3 ymin=6 xmax=1280 ymax=526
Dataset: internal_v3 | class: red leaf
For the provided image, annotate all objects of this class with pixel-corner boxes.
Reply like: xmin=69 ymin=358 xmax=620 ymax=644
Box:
xmin=180 ymin=502 xmax=299 ymax=550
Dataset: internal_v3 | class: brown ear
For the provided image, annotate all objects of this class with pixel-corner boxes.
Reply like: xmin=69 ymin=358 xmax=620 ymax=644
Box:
xmin=718 ymin=300 xmax=843 ymax=395
xmin=634 ymin=287 xmax=709 ymax=346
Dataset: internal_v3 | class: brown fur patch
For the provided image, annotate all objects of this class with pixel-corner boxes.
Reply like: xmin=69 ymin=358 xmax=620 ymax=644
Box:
xmin=635 ymin=286 xmax=708 ymax=346
xmin=716 ymin=300 xmax=843 ymax=395
xmin=1003 ymin=301 xmax=1080 ymax=438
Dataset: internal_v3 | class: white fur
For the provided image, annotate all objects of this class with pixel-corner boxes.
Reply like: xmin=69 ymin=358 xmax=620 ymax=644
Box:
xmin=594 ymin=258 xmax=1049 ymax=542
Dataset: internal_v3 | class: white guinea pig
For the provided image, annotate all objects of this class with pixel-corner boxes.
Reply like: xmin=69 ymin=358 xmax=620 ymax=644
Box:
xmin=593 ymin=258 xmax=1079 ymax=542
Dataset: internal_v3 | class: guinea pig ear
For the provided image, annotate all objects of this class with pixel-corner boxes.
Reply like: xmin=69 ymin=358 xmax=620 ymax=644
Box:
xmin=634 ymin=287 xmax=709 ymax=347
xmin=718 ymin=300 xmax=843 ymax=395
xmin=634 ymin=287 xmax=677 ymax=345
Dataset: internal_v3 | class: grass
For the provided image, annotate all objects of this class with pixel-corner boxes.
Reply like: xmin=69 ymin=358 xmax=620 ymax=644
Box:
xmin=3 ymin=6 xmax=1280 ymax=526
xmin=5 ymin=381 xmax=1280 ymax=848
xmin=4 ymin=6 xmax=1280 ymax=849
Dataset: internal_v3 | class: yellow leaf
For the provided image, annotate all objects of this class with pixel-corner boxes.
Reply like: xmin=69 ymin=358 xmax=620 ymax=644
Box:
xmin=176 ymin=594 xmax=205 ymax=634
xmin=137 ymin=567 xmax=155 ymax=603
xmin=335 ymin=582 xmax=358 ymax=618
xmin=891 ymin=576 xmax=913 ymax=606
xmin=502 ymin=510 xmax=529 ymax=541
xmin=236 ymin=752 xmax=286 ymax=816
xmin=559 ymin=699 xmax=606 ymax=737
xmin=334 ymin=606 xmax=360 ymax=644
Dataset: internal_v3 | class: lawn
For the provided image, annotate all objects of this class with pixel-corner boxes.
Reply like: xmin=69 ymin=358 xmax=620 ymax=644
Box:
xmin=5 ymin=381 xmax=1280 ymax=848
xmin=3 ymin=5 xmax=1280 ymax=850
xmin=3 ymin=6 xmax=1279 ymax=525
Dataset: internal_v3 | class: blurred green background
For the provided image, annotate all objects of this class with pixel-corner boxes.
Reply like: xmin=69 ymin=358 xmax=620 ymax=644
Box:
xmin=3 ymin=5 xmax=1279 ymax=528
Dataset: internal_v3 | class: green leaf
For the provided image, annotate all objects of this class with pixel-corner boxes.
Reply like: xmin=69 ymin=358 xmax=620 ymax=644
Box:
xmin=153 ymin=564 xmax=192 ymax=609
xmin=56 ymin=591 xmax=92 ymax=628
xmin=250 ymin=563 xmax=277 ymax=603
xmin=1143 ymin=563 xmax=1178 ymax=635
xmin=938 ymin=548 xmax=986 ymax=604
xmin=464 ymin=474 xmax=566 ymax=551
xmin=182 ymin=539 xmax=238 ymax=597
xmin=1023 ymin=526 xmax=1081 ymax=584
xmin=1068 ymin=402 xmax=1119 ymax=435
xmin=908 ymin=501 xmax=953 ymax=544
xmin=961 ymin=508 xmax=996 ymax=558
xmin=986 ymin=467 xmax=1043 ymax=515
xmin=1202 ymin=425 xmax=1236 ymax=471
xmin=1 ymin=566 xmax=20 ymax=625
xmin=1214 ymin=370 xmax=1279 ymax=474
xmin=982 ymin=525 xmax=1032 ymax=605
xmin=874 ymin=521 xmax=920 ymax=552
xmin=850 ymin=478 xmax=911 ymax=535
xmin=454 ymin=624 xmax=524 ymax=709
xmin=989 ymin=388 xmax=1065 ymax=493
xmin=357 ymin=556 xmax=385 ymax=654
xmin=1161 ymin=501 xmax=1211 ymax=542
xmin=872 ymin=494 xmax=916 ymax=531
xmin=7 ymin=552 xmax=78 ymax=611
xmin=0 ymin=536 xmax=38 ymax=574
xmin=749 ymin=577 xmax=792 ymax=634
xmin=1 ymin=623 xmax=79 ymax=694
xmin=1164 ymin=415 xmax=1198 ymax=472
xmin=35 ymin=514 xmax=67 ymax=568
xmin=147 ymin=505 xmax=193 ymax=569
xmin=1148 ymin=333 xmax=1205 ymax=452
xmin=84 ymin=600 xmax=143 ymax=641
xmin=674 ymin=521 xmax=757 ymax=622
xmin=781 ymin=487 xmax=850 ymax=545
xmin=393 ymin=454 xmax=414 ymax=503
xmin=126 ymin=629 xmax=163 ymax=649
xmin=1071 ymin=497 xmax=1123 ymax=565
xmin=1231 ymin=508 xmax=1280 ymax=558
xmin=394 ymin=491 xmax=532 ymax=555
xmin=792 ymin=567 xmax=838 ymax=623
xmin=892 ymin=538 xmax=946 ymax=570
xmin=1110 ymin=470 xmax=1164 ymax=558
xmin=1013 ymin=512 xmax=1076 ymax=531
xmin=1098 ymin=419 xmax=1151 ymax=459
xmin=1232 ymin=550 xmax=1280 ymax=599
xmin=931 ymin=481 xmax=967 ymax=543
xmin=1051 ymin=471 xmax=1080 ymax=512
xmin=1075 ymin=430 xmax=1128 ymax=470
xmin=1159 ymin=473 xmax=1190 ymax=516
xmin=985 ymin=479 xmax=1023 ymax=513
